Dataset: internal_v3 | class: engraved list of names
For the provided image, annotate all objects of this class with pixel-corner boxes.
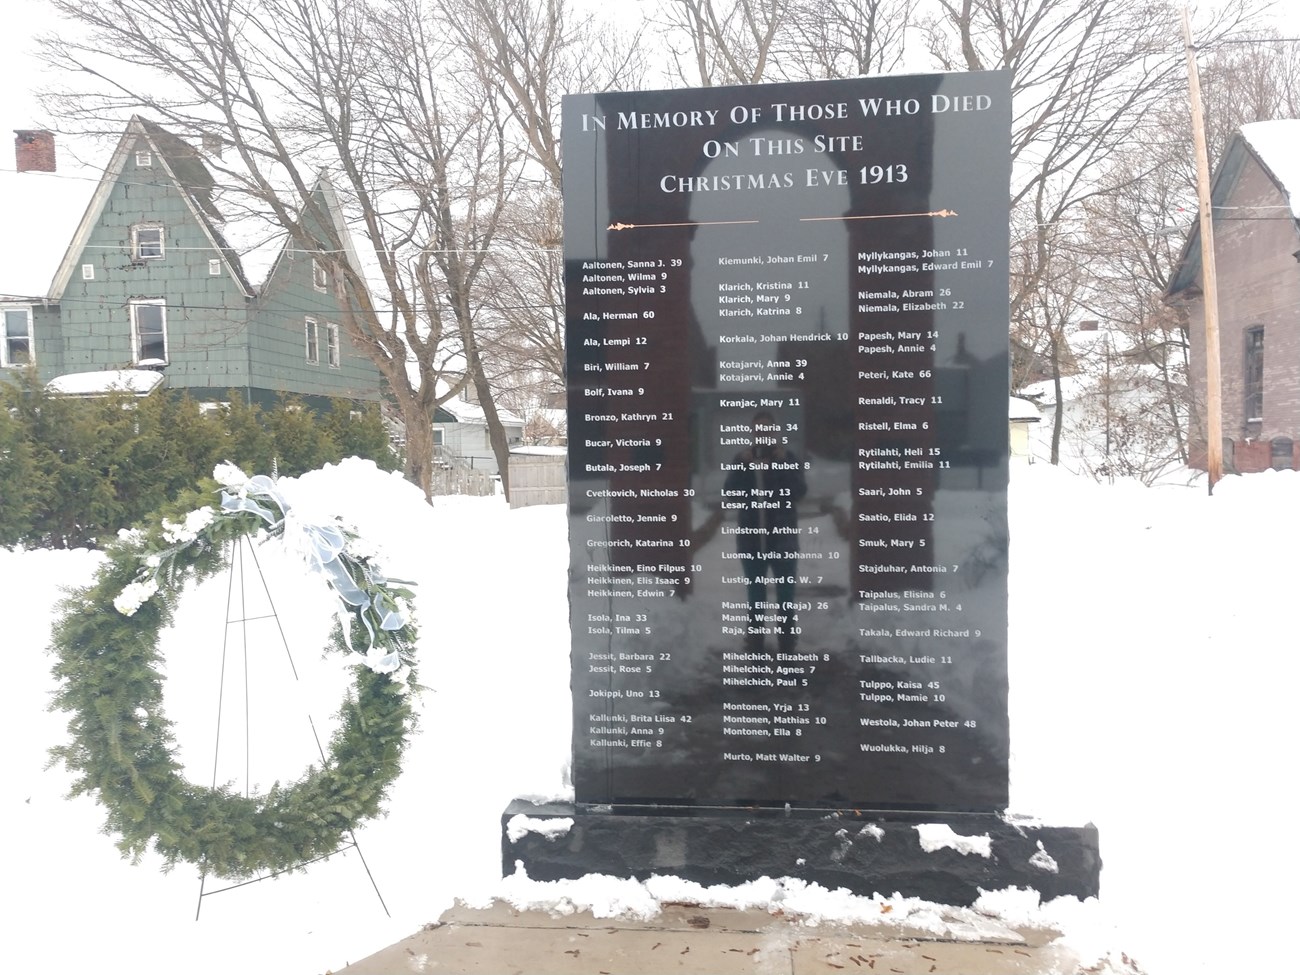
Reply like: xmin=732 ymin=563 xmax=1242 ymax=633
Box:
xmin=564 ymin=71 xmax=1011 ymax=812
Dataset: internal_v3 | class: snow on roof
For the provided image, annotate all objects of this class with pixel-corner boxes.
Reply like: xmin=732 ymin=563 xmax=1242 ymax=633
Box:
xmin=429 ymin=376 xmax=526 ymax=426
xmin=0 ymin=157 xmax=100 ymax=300
xmin=509 ymin=444 xmax=566 ymax=457
xmin=1 ymin=16 xmax=105 ymax=299
xmin=46 ymin=368 xmax=164 ymax=397
xmin=1240 ymin=120 xmax=1300 ymax=219
xmin=438 ymin=396 xmax=525 ymax=426
xmin=1009 ymin=396 xmax=1041 ymax=422
xmin=1017 ymin=374 xmax=1094 ymax=408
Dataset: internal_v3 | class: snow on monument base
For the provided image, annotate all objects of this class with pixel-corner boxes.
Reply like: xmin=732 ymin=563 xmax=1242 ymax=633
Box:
xmin=502 ymin=800 xmax=1100 ymax=906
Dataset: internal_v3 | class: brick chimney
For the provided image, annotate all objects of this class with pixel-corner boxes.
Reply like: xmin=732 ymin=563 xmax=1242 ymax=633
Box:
xmin=15 ymin=130 xmax=56 ymax=172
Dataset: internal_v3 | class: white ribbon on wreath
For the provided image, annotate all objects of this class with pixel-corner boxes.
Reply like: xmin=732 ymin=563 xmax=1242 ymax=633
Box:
xmin=117 ymin=463 xmax=415 ymax=684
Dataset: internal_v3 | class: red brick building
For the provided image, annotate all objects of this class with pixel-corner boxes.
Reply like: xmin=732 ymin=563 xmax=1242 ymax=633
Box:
xmin=1167 ymin=121 xmax=1300 ymax=473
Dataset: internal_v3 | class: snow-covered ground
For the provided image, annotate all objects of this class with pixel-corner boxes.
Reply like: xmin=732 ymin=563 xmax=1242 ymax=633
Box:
xmin=4 ymin=458 xmax=1296 ymax=974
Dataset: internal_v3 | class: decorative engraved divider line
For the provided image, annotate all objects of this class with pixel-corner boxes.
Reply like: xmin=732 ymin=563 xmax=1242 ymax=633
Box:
xmin=194 ymin=535 xmax=390 ymax=921
xmin=606 ymin=219 xmax=760 ymax=230
xmin=604 ymin=210 xmax=958 ymax=232
xmin=799 ymin=209 xmax=960 ymax=222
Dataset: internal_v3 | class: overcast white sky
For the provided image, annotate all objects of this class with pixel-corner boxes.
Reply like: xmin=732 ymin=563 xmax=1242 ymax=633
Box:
xmin=8 ymin=0 xmax=1300 ymax=133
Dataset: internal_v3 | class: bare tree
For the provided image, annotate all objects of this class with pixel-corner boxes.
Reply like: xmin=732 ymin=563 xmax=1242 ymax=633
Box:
xmin=925 ymin=0 xmax=1257 ymax=441
xmin=477 ymin=185 xmax=566 ymax=396
xmin=1010 ymin=217 xmax=1087 ymax=464
xmin=1064 ymin=28 xmax=1300 ymax=477
xmin=778 ymin=0 xmax=918 ymax=80
xmin=1080 ymin=153 xmax=1193 ymax=469
xmin=40 ymin=0 xmax=529 ymax=500
xmin=438 ymin=0 xmax=645 ymax=188
xmin=435 ymin=0 xmax=643 ymax=428
xmin=1198 ymin=28 xmax=1300 ymax=154
xmin=654 ymin=0 xmax=791 ymax=86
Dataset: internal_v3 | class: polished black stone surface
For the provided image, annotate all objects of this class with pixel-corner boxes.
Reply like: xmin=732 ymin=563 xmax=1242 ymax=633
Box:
xmin=563 ymin=72 xmax=1011 ymax=812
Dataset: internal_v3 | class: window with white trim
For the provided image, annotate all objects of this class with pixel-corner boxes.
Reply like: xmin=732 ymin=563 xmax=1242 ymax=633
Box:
xmin=2 ymin=306 xmax=33 ymax=367
xmin=135 ymin=150 xmax=153 ymax=167
xmin=313 ymin=258 xmax=329 ymax=292
xmin=326 ymin=322 xmax=340 ymax=368
xmin=305 ymin=318 xmax=319 ymax=363
xmin=131 ymin=224 xmax=164 ymax=261
xmin=208 ymin=259 xmax=221 ymax=276
xmin=129 ymin=299 xmax=167 ymax=364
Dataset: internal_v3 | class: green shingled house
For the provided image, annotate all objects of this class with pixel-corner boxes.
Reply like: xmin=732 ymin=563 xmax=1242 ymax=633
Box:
xmin=2 ymin=118 xmax=382 ymax=408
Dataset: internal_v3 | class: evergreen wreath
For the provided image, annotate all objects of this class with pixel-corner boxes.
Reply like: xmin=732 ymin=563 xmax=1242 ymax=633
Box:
xmin=49 ymin=464 xmax=419 ymax=880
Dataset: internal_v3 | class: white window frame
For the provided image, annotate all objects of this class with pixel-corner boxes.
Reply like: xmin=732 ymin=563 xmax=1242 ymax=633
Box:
xmin=81 ymin=263 xmax=95 ymax=281
xmin=129 ymin=299 xmax=168 ymax=365
xmin=208 ymin=259 xmax=222 ymax=276
xmin=135 ymin=150 xmax=153 ymax=168
xmin=305 ymin=317 xmax=319 ymax=363
xmin=312 ymin=258 xmax=330 ymax=292
xmin=131 ymin=224 xmax=165 ymax=262
xmin=1 ymin=305 xmax=34 ymax=367
xmin=326 ymin=322 xmax=340 ymax=368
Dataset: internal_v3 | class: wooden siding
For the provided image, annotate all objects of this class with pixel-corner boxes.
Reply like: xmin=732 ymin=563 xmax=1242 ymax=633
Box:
xmin=251 ymin=240 xmax=381 ymax=403
xmin=55 ymin=141 xmax=253 ymax=389
xmin=437 ymin=420 xmax=499 ymax=472
xmin=508 ymin=452 xmax=566 ymax=508
xmin=29 ymin=140 xmax=385 ymax=407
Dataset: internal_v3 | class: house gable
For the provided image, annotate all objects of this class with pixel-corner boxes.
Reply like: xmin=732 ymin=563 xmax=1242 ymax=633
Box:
xmin=1167 ymin=125 xmax=1300 ymax=299
xmin=249 ymin=178 xmax=380 ymax=402
xmin=50 ymin=123 xmax=254 ymax=387
xmin=50 ymin=117 xmax=254 ymax=301
xmin=6 ymin=119 xmax=385 ymax=409
xmin=1172 ymin=122 xmax=1300 ymax=470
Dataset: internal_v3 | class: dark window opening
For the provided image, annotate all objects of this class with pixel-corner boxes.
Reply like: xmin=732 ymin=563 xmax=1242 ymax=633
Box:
xmin=1244 ymin=326 xmax=1264 ymax=421
xmin=131 ymin=301 xmax=167 ymax=364
xmin=1271 ymin=438 xmax=1294 ymax=471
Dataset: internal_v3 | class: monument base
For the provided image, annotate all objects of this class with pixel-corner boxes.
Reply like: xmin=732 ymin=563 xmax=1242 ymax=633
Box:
xmin=502 ymin=799 xmax=1099 ymax=907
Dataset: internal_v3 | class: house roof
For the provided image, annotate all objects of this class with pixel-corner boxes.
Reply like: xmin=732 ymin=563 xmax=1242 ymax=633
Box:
xmin=257 ymin=171 xmax=368 ymax=294
xmin=28 ymin=116 xmax=372 ymax=308
xmin=437 ymin=396 xmax=525 ymax=427
xmin=49 ymin=116 xmax=256 ymax=300
xmin=1009 ymin=396 xmax=1041 ymax=422
xmin=1017 ymin=374 xmax=1094 ymax=408
xmin=1166 ymin=119 xmax=1300 ymax=298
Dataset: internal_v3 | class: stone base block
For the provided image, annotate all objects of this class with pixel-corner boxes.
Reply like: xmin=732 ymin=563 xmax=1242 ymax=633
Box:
xmin=502 ymin=800 xmax=1099 ymax=906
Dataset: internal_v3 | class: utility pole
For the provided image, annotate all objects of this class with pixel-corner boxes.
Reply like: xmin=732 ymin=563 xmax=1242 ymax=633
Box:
xmin=1182 ymin=6 xmax=1224 ymax=493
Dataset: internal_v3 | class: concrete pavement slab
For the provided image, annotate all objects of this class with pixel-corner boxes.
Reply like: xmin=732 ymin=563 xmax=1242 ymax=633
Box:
xmin=331 ymin=902 xmax=1099 ymax=975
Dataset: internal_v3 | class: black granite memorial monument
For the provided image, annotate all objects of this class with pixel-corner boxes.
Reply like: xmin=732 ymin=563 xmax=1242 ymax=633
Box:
xmin=505 ymin=70 xmax=1099 ymax=904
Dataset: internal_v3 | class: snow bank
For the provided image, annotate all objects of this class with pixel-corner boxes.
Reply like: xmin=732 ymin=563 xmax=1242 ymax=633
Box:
xmin=7 ymin=459 xmax=1299 ymax=975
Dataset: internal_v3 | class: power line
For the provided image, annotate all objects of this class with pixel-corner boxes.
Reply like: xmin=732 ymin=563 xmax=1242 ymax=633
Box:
xmin=0 ymin=291 xmax=563 ymax=316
